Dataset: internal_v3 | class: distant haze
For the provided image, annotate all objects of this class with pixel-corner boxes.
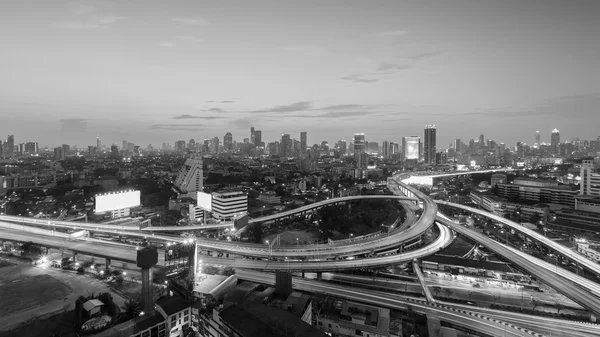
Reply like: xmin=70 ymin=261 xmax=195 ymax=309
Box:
xmin=1 ymin=0 xmax=599 ymax=147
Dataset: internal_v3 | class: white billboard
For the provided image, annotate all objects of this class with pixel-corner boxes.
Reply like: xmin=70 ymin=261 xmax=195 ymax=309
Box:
xmin=95 ymin=190 xmax=141 ymax=213
xmin=197 ymin=191 xmax=212 ymax=211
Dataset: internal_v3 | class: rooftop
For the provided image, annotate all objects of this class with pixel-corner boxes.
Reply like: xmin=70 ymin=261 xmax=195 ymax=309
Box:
xmin=83 ymin=299 xmax=104 ymax=311
xmin=194 ymin=274 xmax=228 ymax=294
xmin=220 ymin=302 xmax=326 ymax=337
xmin=156 ymin=296 xmax=189 ymax=316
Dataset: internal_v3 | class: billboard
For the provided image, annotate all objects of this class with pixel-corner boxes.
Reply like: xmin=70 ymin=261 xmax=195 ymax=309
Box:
xmin=197 ymin=191 xmax=212 ymax=211
xmin=404 ymin=137 xmax=420 ymax=160
xmin=95 ymin=190 xmax=141 ymax=213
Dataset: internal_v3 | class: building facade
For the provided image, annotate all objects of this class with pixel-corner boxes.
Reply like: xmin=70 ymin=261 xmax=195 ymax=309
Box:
xmin=211 ymin=191 xmax=248 ymax=220
xmin=174 ymin=158 xmax=204 ymax=194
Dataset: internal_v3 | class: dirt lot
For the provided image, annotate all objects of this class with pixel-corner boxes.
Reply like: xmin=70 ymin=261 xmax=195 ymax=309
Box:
xmin=1 ymin=310 xmax=78 ymax=337
xmin=0 ymin=274 xmax=71 ymax=316
xmin=266 ymin=230 xmax=320 ymax=245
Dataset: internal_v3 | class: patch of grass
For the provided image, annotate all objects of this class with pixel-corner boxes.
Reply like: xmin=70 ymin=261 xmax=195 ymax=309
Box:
xmin=0 ymin=274 xmax=71 ymax=316
xmin=1 ymin=309 xmax=78 ymax=337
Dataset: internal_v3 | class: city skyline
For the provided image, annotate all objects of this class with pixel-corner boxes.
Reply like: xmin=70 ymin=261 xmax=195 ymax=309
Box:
xmin=1 ymin=0 xmax=599 ymax=147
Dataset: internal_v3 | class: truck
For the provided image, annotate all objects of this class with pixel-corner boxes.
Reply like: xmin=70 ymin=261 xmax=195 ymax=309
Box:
xmin=69 ymin=230 xmax=90 ymax=240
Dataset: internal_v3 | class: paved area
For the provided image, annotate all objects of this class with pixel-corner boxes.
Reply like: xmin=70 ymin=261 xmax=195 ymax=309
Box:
xmin=0 ymin=255 xmax=130 ymax=332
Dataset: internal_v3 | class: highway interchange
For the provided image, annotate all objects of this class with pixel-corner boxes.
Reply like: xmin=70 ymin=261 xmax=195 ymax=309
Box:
xmin=1 ymin=169 xmax=600 ymax=336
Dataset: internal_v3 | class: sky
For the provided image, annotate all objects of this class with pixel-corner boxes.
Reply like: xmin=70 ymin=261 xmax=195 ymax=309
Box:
xmin=1 ymin=0 xmax=599 ymax=149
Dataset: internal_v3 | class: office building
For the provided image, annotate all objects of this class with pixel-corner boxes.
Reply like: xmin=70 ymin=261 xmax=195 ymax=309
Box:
xmin=353 ymin=133 xmax=367 ymax=169
xmin=0 ymin=140 xmax=3 ymax=159
xmin=300 ymin=132 xmax=307 ymax=154
xmin=424 ymin=124 xmax=436 ymax=164
xmin=110 ymin=145 xmax=119 ymax=157
xmin=254 ymin=130 xmax=262 ymax=147
xmin=62 ymin=144 xmax=70 ymax=157
xmin=535 ymin=131 xmax=541 ymax=147
xmin=382 ymin=140 xmax=390 ymax=159
xmin=24 ymin=142 xmax=38 ymax=154
xmin=551 ymin=128 xmax=560 ymax=154
xmin=211 ymin=191 xmax=248 ymax=220
xmin=223 ymin=132 xmax=233 ymax=152
xmin=280 ymin=134 xmax=292 ymax=157
xmin=174 ymin=158 xmax=203 ymax=194
xmin=580 ymin=159 xmax=600 ymax=196
xmin=490 ymin=174 xmax=507 ymax=187
xmin=4 ymin=135 xmax=14 ymax=158
xmin=454 ymin=139 xmax=462 ymax=153
xmin=496 ymin=177 xmax=578 ymax=208
xmin=96 ymin=136 xmax=101 ymax=150
xmin=403 ymin=136 xmax=420 ymax=160
xmin=316 ymin=300 xmax=391 ymax=337
xmin=250 ymin=127 xmax=255 ymax=145
xmin=54 ymin=147 xmax=65 ymax=161
xmin=175 ymin=140 xmax=186 ymax=153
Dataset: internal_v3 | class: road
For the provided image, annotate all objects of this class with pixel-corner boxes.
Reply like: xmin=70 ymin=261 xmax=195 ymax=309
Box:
xmin=436 ymin=213 xmax=600 ymax=318
xmin=235 ymin=269 xmax=544 ymax=337
xmin=437 ymin=200 xmax=600 ymax=278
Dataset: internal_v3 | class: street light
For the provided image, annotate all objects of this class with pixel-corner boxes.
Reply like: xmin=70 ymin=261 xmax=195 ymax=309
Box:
xmin=296 ymin=237 xmax=299 ymax=249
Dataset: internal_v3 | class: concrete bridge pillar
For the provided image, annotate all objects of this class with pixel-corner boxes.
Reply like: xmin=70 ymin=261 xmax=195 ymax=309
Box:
xmin=591 ymin=313 xmax=597 ymax=323
xmin=301 ymin=271 xmax=305 ymax=278
xmin=105 ymin=258 xmax=111 ymax=269
xmin=426 ymin=312 xmax=443 ymax=337
xmin=317 ymin=272 xmax=322 ymax=281
xmin=73 ymin=252 xmax=77 ymax=262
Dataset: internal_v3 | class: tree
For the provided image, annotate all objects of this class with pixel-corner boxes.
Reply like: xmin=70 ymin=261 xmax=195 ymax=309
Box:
xmin=124 ymin=299 xmax=142 ymax=319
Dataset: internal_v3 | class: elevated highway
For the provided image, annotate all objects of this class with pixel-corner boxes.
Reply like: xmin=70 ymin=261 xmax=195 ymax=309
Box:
xmin=435 ymin=213 xmax=600 ymax=318
xmin=236 ymin=269 xmax=543 ymax=337
xmin=436 ymin=200 xmax=600 ymax=278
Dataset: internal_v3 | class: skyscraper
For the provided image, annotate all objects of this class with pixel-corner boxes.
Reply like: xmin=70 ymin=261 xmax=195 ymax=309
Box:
xmin=0 ymin=140 xmax=3 ymax=159
xmin=254 ymin=130 xmax=262 ymax=147
xmin=96 ymin=136 xmax=101 ymax=150
xmin=353 ymin=133 xmax=367 ymax=169
xmin=551 ymin=128 xmax=560 ymax=154
xmin=535 ymin=131 xmax=540 ymax=147
xmin=280 ymin=134 xmax=291 ymax=157
xmin=250 ymin=127 xmax=255 ymax=145
xmin=174 ymin=158 xmax=204 ymax=194
xmin=454 ymin=139 xmax=462 ymax=153
xmin=382 ymin=140 xmax=390 ymax=159
xmin=403 ymin=136 xmax=420 ymax=160
xmin=5 ymin=135 xmax=14 ymax=158
xmin=300 ymin=132 xmax=307 ymax=154
xmin=224 ymin=132 xmax=233 ymax=152
xmin=424 ymin=125 xmax=437 ymax=164
xmin=54 ymin=147 xmax=64 ymax=161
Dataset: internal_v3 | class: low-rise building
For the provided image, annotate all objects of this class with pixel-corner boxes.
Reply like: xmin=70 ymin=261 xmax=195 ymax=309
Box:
xmin=211 ymin=191 xmax=248 ymax=221
xmin=316 ymin=300 xmax=390 ymax=337
xmin=576 ymin=243 xmax=600 ymax=263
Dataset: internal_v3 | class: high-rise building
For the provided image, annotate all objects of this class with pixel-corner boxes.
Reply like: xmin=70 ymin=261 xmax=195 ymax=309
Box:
xmin=96 ymin=136 xmax=101 ymax=150
xmin=122 ymin=140 xmax=127 ymax=151
xmin=224 ymin=132 xmax=233 ymax=152
xmin=551 ymin=128 xmax=560 ymax=154
xmin=382 ymin=140 xmax=390 ymax=159
xmin=175 ymin=140 xmax=186 ymax=153
xmin=254 ymin=130 xmax=262 ymax=147
xmin=62 ymin=144 xmax=70 ymax=157
xmin=174 ymin=158 xmax=203 ymax=194
xmin=353 ymin=133 xmax=367 ymax=169
xmin=580 ymin=160 xmax=600 ymax=196
xmin=535 ymin=131 xmax=541 ymax=147
xmin=337 ymin=140 xmax=347 ymax=155
xmin=454 ymin=139 xmax=462 ymax=153
xmin=0 ymin=140 xmax=3 ymax=159
xmin=280 ymin=134 xmax=292 ymax=157
xmin=211 ymin=137 xmax=220 ymax=153
xmin=403 ymin=136 xmax=420 ymax=160
xmin=250 ymin=127 xmax=255 ymax=145
xmin=5 ymin=135 xmax=14 ymax=158
xmin=424 ymin=125 xmax=437 ymax=164
xmin=300 ymin=132 xmax=307 ymax=154
xmin=110 ymin=145 xmax=119 ymax=157
xmin=54 ymin=147 xmax=64 ymax=161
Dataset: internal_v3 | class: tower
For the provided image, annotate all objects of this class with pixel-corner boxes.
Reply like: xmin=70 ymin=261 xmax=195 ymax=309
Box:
xmin=224 ymin=132 xmax=233 ymax=152
xmin=424 ymin=125 xmax=437 ymax=164
xmin=300 ymin=132 xmax=307 ymax=154
xmin=353 ymin=133 xmax=367 ymax=169
xmin=535 ymin=131 xmax=540 ymax=147
xmin=250 ymin=127 xmax=255 ymax=145
xmin=136 ymin=244 xmax=158 ymax=314
xmin=551 ymin=128 xmax=560 ymax=154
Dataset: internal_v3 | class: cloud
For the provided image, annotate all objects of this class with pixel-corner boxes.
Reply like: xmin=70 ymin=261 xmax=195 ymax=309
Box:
xmin=174 ymin=35 xmax=204 ymax=44
xmin=254 ymin=101 xmax=312 ymax=113
xmin=157 ymin=41 xmax=175 ymax=47
xmin=60 ymin=118 xmax=88 ymax=132
xmin=407 ymin=51 xmax=442 ymax=61
xmin=321 ymin=104 xmax=367 ymax=110
xmin=171 ymin=17 xmax=209 ymax=25
xmin=282 ymin=45 xmax=328 ymax=57
xmin=377 ymin=61 xmax=412 ymax=71
xmin=172 ymin=114 xmax=201 ymax=119
xmin=317 ymin=111 xmax=382 ymax=118
xmin=150 ymin=123 xmax=205 ymax=132
xmin=376 ymin=30 xmax=408 ymax=37
xmin=207 ymin=108 xmax=224 ymax=113
xmin=340 ymin=74 xmax=380 ymax=83
xmin=173 ymin=113 xmax=226 ymax=120
xmin=54 ymin=14 xmax=127 ymax=29
xmin=231 ymin=117 xmax=254 ymax=129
